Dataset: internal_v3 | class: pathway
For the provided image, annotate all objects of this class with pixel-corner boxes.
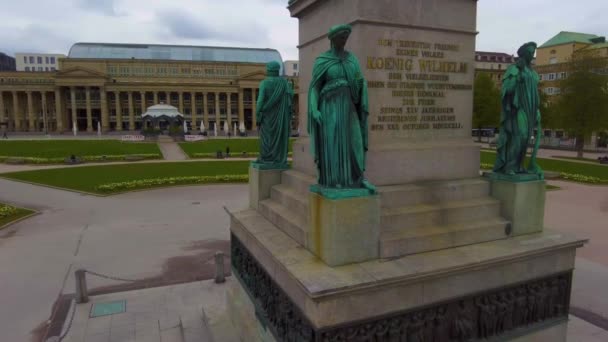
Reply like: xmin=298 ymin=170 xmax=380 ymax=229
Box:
xmin=157 ymin=141 xmax=188 ymax=161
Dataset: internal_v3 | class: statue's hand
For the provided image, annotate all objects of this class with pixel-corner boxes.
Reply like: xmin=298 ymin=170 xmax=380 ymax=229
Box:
xmin=312 ymin=109 xmax=322 ymax=125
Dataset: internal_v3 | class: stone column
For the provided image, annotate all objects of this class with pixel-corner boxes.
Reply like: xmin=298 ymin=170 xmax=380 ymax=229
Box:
xmin=0 ymin=92 xmax=6 ymax=127
xmin=251 ymin=88 xmax=257 ymax=130
xmin=114 ymin=91 xmax=122 ymax=131
xmin=140 ymin=91 xmax=147 ymax=113
xmin=26 ymin=91 xmax=35 ymax=131
xmin=215 ymin=92 xmax=221 ymax=130
xmin=190 ymin=92 xmax=197 ymax=131
xmin=238 ymin=88 xmax=244 ymax=130
xmin=226 ymin=92 xmax=232 ymax=128
xmin=86 ymin=87 xmax=93 ymax=132
xmin=55 ymin=88 xmax=64 ymax=132
xmin=128 ymin=92 xmax=135 ymax=131
xmin=153 ymin=91 xmax=158 ymax=105
xmin=70 ymin=87 xmax=77 ymax=131
xmin=178 ymin=92 xmax=184 ymax=114
xmin=100 ymin=88 xmax=109 ymax=132
xmin=165 ymin=91 xmax=171 ymax=105
xmin=12 ymin=91 xmax=20 ymax=131
xmin=41 ymin=92 xmax=48 ymax=133
xmin=203 ymin=92 xmax=209 ymax=128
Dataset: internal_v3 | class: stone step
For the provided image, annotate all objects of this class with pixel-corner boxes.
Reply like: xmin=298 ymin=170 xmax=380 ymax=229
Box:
xmin=380 ymin=218 xmax=511 ymax=258
xmin=258 ymin=199 xmax=308 ymax=246
xmin=270 ymin=184 xmax=309 ymax=222
xmin=381 ymin=197 xmax=501 ymax=232
xmin=281 ymin=169 xmax=316 ymax=195
xmin=378 ymin=178 xmax=491 ymax=209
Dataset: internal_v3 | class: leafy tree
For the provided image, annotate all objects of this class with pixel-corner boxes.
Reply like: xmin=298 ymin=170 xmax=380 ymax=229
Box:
xmin=539 ymin=89 xmax=560 ymax=129
xmin=473 ymin=73 xmax=501 ymax=142
xmin=555 ymin=51 xmax=608 ymax=158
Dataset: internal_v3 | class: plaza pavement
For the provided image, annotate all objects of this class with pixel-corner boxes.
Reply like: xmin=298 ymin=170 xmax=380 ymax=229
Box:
xmin=0 ymin=175 xmax=606 ymax=340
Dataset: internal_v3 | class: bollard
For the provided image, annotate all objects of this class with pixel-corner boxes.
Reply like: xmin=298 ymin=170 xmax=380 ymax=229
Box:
xmin=214 ymin=252 xmax=226 ymax=284
xmin=75 ymin=269 xmax=89 ymax=304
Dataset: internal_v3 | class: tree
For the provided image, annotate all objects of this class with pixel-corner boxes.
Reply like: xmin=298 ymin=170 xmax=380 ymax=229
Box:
xmin=555 ymin=51 xmax=608 ymax=158
xmin=539 ymin=90 xmax=560 ymax=130
xmin=473 ymin=73 xmax=501 ymax=142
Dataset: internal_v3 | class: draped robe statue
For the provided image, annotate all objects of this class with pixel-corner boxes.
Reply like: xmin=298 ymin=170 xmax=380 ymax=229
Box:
xmin=493 ymin=42 xmax=543 ymax=179
xmin=254 ymin=61 xmax=293 ymax=169
xmin=308 ymin=24 xmax=375 ymax=193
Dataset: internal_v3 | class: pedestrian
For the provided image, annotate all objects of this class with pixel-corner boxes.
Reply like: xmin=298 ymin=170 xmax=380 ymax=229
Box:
xmin=226 ymin=146 xmax=230 ymax=157
xmin=2 ymin=130 xmax=7 ymax=139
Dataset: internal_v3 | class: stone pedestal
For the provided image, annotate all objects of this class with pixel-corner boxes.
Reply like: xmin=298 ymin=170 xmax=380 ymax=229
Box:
xmin=309 ymin=191 xmax=380 ymax=267
xmin=491 ymin=179 xmax=546 ymax=236
xmin=249 ymin=165 xmax=285 ymax=210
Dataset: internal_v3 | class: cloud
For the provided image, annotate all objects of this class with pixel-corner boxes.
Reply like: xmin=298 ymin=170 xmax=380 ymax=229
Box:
xmin=78 ymin=0 xmax=118 ymax=16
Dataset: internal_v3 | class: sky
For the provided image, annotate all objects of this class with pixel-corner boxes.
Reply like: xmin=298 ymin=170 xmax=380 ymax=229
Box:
xmin=0 ymin=0 xmax=606 ymax=61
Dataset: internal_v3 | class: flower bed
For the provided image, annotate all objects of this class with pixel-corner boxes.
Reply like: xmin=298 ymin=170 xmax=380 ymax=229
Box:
xmin=95 ymin=174 xmax=249 ymax=193
xmin=559 ymin=172 xmax=607 ymax=185
xmin=0 ymin=154 xmax=161 ymax=165
xmin=0 ymin=204 xmax=17 ymax=218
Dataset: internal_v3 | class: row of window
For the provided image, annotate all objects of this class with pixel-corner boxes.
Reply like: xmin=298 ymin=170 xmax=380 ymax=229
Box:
xmin=23 ymin=56 xmax=56 ymax=65
xmin=24 ymin=66 xmax=56 ymax=72
xmin=540 ymin=72 xmax=567 ymax=81
xmin=544 ymin=87 xmax=561 ymax=95
xmin=106 ymin=65 xmax=239 ymax=78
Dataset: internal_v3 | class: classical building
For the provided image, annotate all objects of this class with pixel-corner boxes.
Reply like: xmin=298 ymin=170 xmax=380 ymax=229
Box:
xmin=0 ymin=43 xmax=299 ymax=133
xmin=0 ymin=53 xmax=16 ymax=72
xmin=474 ymin=51 xmax=516 ymax=88
xmin=15 ymin=53 xmax=65 ymax=72
xmin=284 ymin=60 xmax=299 ymax=76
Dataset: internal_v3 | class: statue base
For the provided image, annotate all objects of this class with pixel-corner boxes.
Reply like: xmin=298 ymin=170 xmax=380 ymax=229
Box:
xmin=251 ymin=161 xmax=290 ymax=171
xmin=226 ymin=208 xmax=585 ymax=342
xmin=488 ymin=171 xmax=544 ymax=182
xmin=309 ymin=191 xmax=380 ymax=266
xmin=249 ymin=165 xmax=286 ymax=210
xmin=490 ymin=178 xmax=546 ymax=236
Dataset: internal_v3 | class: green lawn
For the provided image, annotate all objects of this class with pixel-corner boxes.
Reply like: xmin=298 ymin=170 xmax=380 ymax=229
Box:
xmin=0 ymin=203 xmax=35 ymax=228
xmin=0 ymin=161 xmax=250 ymax=194
xmin=551 ymin=156 xmax=605 ymax=164
xmin=179 ymin=138 xmax=295 ymax=158
xmin=0 ymin=140 xmax=161 ymax=160
xmin=481 ymin=151 xmax=608 ymax=182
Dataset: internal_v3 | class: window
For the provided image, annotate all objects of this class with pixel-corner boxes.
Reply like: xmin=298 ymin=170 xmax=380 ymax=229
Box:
xmin=551 ymin=50 xmax=556 ymax=54
xmin=50 ymin=57 xmax=55 ymax=64
xmin=37 ymin=56 xmax=42 ymax=64
xmin=548 ymin=73 xmax=556 ymax=81
xmin=29 ymin=56 xmax=34 ymax=63
xmin=556 ymin=131 xmax=564 ymax=138
xmin=51 ymin=67 xmax=56 ymax=71
xmin=45 ymin=67 xmax=49 ymax=71
xmin=293 ymin=72 xmax=297 ymax=76
xmin=38 ymin=67 xmax=43 ymax=71
xmin=544 ymin=130 xmax=552 ymax=137
xmin=45 ymin=56 xmax=49 ymax=64
xmin=549 ymin=57 xmax=557 ymax=64
xmin=23 ymin=56 xmax=27 ymax=63
xmin=293 ymin=63 xmax=298 ymax=70
xmin=25 ymin=67 xmax=30 ymax=71
xmin=560 ymin=72 xmax=567 ymax=79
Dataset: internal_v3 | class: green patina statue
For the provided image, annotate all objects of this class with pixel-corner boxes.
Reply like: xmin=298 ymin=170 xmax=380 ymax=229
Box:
xmin=253 ymin=61 xmax=293 ymax=170
xmin=308 ymin=24 xmax=376 ymax=197
xmin=493 ymin=42 xmax=544 ymax=180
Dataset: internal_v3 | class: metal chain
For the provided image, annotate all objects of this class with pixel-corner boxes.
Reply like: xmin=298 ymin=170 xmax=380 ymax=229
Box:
xmin=85 ymin=270 xmax=138 ymax=283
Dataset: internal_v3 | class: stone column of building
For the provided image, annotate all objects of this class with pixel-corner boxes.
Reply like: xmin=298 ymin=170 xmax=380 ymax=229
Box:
xmin=114 ymin=91 xmax=122 ymax=131
xmin=11 ymin=91 xmax=20 ymax=131
xmin=153 ymin=92 xmax=158 ymax=105
xmin=54 ymin=88 xmax=64 ymax=132
xmin=70 ymin=87 xmax=77 ymax=131
xmin=41 ymin=92 xmax=48 ymax=133
xmin=178 ymin=92 xmax=184 ymax=114
xmin=26 ymin=91 xmax=35 ymax=132
xmin=251 ymin=88 xmax=257 ymax=131
xmin=86 ymin=87 xmax=93 ymax=132
xmin=190 ymin=92 xmax=197 ymax=131
xmin=140 ymin=91 xmax=147 ymax=113
xmin=214 ymin=92 xmax=221 ymax=131
xmin=0 ymin=92 xmax=6 ymax=127
xmin=238 ymin=89 xmax=244 ymax=130
xmin=203 ymin=92 xmax=209 ymax=129
xmin=100 ymin=88 xmax=109 ymax=132
xmin=165 ymin=91 xmax=171 ymax=106
xmin=128 ymin=92 xmax=135 ymax=131
xmin=226 ymin=92 xmax=232 ymax=129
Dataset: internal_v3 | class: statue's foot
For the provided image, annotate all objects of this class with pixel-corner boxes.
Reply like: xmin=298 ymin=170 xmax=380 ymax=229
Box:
xmin=361 ymin=179 xmax=377 ymax=194
xmin=506 ymin=170 xmax=516 ymax=176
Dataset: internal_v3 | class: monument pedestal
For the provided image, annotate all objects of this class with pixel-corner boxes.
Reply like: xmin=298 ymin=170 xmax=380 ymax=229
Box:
xmin=249 ymin=165 xmax=287 ymax=210
xmin=490 ymin=178 xmax=546 ymax=236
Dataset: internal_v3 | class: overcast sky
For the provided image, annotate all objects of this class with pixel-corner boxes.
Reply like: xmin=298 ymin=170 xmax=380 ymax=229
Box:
xmin=0 ymin=0 xmax=606 ymax=61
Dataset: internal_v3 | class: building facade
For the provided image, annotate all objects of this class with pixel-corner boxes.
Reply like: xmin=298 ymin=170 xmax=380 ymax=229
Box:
xmin=0 ymin=53 xmax=16 ymax=72
xmin=0 ymin=43 xmax=299 ymax=133
xmin=474 ymin=51 xmax=516 ymax=88
xmin=284 ymin=60 xmax=299 ymax=76
xmin=15 ymin=53 xmax=65 ymax=72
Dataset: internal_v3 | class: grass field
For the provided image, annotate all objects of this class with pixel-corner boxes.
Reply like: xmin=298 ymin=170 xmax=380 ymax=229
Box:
xmin=0 ymin=161 xmax=250 ymax=194
xmin=551 ymin=156 xmax=606 ymax=164
xmin=481 ymin=151 xmax=608 ymax=182
xmin=0 ymin=203 xmax=35 ymax=228
xmin=179 ymin=138 xmax=295 ymax=158
xmin=0 ymin=140 xmax=161 ymax=159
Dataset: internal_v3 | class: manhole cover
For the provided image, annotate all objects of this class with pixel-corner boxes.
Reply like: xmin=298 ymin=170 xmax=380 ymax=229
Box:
xmin=90 ymin=300 xmax=126 ymax=318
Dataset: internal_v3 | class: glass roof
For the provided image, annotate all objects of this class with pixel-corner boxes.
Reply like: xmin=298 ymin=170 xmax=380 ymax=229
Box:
xmin=69 ymin=43 xmax=284 ymax=74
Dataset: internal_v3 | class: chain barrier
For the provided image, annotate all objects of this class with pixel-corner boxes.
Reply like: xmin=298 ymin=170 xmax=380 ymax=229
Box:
xmin=84 ymin=270 xmax=139 ymax=283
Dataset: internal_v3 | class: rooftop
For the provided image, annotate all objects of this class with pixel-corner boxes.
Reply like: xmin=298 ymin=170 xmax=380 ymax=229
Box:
xmin=68 ymin=42 xmax=284 ymax=73
xmin=539 ymin=31 xmax=605 ymax=49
